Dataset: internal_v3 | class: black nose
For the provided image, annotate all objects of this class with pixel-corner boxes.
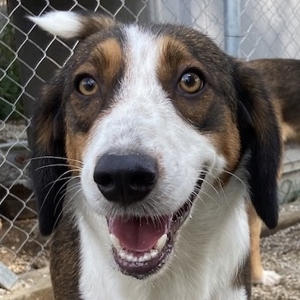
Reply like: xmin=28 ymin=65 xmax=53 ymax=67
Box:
xmin=94 ymin=153 xmax=157 ymax=206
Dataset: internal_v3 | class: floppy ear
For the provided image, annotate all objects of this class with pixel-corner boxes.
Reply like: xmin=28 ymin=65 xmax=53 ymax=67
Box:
xmin=235 ymin=63 xmax=282 ymax=229
xmin=28 ymin=10 xmax=116 ymax=40
xmin=29 ymin=11 xmax=116 ymax=236
xmin=31 ymin=74 xmax=68 ymax=236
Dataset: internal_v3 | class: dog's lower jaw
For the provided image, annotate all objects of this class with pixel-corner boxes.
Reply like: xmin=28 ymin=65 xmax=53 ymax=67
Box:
xmin=107 ymin=175 xmax=205 ymax=279
xmin=75 ymin=179 xmax=250 ymax=300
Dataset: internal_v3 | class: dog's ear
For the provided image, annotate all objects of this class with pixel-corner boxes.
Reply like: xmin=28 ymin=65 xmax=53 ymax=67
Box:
xmin=31 ymin=74 xmax=68 ymax=236
xmin=28 ymin=11 xmax=116 ymax=40
xmin=29 ymin=11 xmax=115 ymax=236
xmin=235 ymin=63 xmax=282 ymax=229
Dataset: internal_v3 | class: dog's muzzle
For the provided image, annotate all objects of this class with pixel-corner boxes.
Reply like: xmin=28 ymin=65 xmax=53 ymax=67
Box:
xmin=93 ymin=153 xmax=205 ymax=279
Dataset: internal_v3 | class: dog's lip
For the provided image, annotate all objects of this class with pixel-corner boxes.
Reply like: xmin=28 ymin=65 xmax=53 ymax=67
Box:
xmin=107 ymin=172 xmax=206 ymax=279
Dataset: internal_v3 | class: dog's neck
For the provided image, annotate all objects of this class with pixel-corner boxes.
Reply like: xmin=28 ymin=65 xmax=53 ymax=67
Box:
xmin=69 ymin=177 xmax=250 ymax=300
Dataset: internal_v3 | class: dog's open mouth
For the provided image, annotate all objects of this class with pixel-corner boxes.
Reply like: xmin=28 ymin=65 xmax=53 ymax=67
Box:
xmin=107 ymin=173 xmax=205 ymax=279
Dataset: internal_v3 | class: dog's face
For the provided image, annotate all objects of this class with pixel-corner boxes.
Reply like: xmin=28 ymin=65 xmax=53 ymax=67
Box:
xmin=31 ymin=12 xmax=281 ymax=279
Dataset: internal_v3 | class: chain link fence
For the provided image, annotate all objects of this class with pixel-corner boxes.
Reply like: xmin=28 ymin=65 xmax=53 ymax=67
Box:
xmin=0 ymin=0 xmax=300 ymax=288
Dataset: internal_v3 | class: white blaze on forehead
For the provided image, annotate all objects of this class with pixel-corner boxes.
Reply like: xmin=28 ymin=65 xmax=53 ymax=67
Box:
xmin=123 ymin=25 xmax=159 ymax=85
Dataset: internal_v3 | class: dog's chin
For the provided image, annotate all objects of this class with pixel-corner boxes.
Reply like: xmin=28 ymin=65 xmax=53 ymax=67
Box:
xmin=107 ymin=174 xmax=205 ymax=280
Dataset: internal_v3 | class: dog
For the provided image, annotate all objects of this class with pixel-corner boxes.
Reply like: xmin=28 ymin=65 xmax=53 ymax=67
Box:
xmin=246 ymin=58 xmax=300 ymax=286
xmin=30 ymin=11 xmax=281 ymax=300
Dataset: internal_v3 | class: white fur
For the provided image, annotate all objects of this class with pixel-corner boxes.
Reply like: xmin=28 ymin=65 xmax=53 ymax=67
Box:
xmin=69 ymin=25 xmax=251 ymax=299
xmin=74 ymin=174 xmax=249 ymax=300
xmin=260 ymin=270 xmax=281 ymax=286
xmin=29 ymin=11 xmax=82 ymax=38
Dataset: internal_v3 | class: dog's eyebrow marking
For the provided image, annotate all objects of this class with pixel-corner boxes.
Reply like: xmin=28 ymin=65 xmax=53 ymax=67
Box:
xmin=91 ymin=38 xmax=123 ymax=82
xmin=158 ymin=37 xmax=199 ymax=75
xmin=156 ymin=36 xmax=210 ymax=119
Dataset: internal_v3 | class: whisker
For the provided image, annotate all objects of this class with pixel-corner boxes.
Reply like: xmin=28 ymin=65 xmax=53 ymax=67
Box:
xmin=52 ymin=185 xmax=82 ymax=230
xmin=34 ymin=163 xmax=82 ymax=172
xmin=28 ymin=156 xmax=83 ymax=166
xmin=52 ymin=175 xmax=81 ymax=211
xmin=38 ymin=169 xmax=79 ymax=214
xmin=214 ymin=178 xmax=231 ymax=208
xmin=207 ymin=166 xmax=246 ymax=190
xmin=54 ymin=179 xmax=81 ymax=215
xmin=43 ymin=169 xmax=78 ymax=189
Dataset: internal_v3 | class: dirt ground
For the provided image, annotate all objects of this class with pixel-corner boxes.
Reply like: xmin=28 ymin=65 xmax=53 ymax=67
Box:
xmin=252 ymin=222 xmax=300 ymax=300
xmin=0 ymin=219 xmax=49 ymax=274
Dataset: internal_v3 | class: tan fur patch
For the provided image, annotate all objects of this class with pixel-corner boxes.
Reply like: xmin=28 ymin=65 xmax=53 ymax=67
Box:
xmin=65 ymin=131 xmax=87 ymax=175
xmin=91 ymin=38 xmax=123 ymax=84
xmin=247 ymin=203 xmax=263 ymax=283
xmin=207 ymin=117 xmax=240 ymax=180
xmin=281 ymin=122 xmax=297 ymax=142
xmin=158 ymin=37 xmax=204 ymax=80
xmin=158 ymin=37 xmax=241 ymax=181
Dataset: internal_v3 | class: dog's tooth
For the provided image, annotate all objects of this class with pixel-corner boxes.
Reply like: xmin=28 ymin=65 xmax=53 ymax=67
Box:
xmin=139 ymin=256 xmax=146 ymax=263
xmin=155 ymin=234 xmax=167 ymax=251
xmin=144 ymin=253 xmax=151 ymax=261
xmin=126 ymin=253 xmax=134 ymax=262
xmin=150 ymin=249 xmax=159 ymax=258
xmin=110 ymin=234 xmax=121 ymax=250
xmin=119 ymin=250 xmax=126 ymax=260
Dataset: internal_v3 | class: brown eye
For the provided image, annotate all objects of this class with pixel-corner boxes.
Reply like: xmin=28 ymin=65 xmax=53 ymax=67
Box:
xmin=178 ymin=72 xmax=204 ymax=94
xmin=77 ymin=77 xmax=98 ymax=95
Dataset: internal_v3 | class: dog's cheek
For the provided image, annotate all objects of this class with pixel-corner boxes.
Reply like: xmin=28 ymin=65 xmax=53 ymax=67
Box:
xmin=206 ymin=118 xmax=241 ymax=182
xmin=65 ymin=131 xmax=89 ymax=175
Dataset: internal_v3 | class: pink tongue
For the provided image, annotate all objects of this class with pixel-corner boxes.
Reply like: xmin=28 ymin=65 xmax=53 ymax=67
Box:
xmin=109 ymin=216 xmax=170 ymax=252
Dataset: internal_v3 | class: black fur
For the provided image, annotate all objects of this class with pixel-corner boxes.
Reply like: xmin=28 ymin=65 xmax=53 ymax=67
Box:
xmin=31 ymin=75 xmax=69 ymax=236
xmin=235 ymin=63 xmax=281 ymax=229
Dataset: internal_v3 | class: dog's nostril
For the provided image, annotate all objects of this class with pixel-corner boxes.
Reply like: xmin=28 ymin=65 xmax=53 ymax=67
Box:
xmin=97 ymin=174 xmax=114 ymax=188
xmin=93 ymin=153 xmax=157 ymax=205
xmin=130 ymin=172 xmax=156 ymax=189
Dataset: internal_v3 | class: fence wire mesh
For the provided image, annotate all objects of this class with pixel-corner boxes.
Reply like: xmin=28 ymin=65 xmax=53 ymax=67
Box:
xmin=0 ymin=0 xmax=299 ymax=283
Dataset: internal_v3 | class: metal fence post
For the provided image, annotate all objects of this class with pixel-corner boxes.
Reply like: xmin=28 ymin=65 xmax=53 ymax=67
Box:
xmin=224 ymin=0 xmax=241 ymax=57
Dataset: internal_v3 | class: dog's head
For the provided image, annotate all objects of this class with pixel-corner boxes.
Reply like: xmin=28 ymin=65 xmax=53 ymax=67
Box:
xmin=30 ymin=11 xmax=281 ymax=278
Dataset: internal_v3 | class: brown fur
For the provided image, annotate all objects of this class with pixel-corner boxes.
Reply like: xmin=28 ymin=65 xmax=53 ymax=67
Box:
xmin=233 ymin=256 xmax=251 ymax=299
xmin=91 ymin=39 xmax=123 ymax=85
xmin=65 ymin=131 xmax=86 ymax=174
xmin=247 ymin=59 xmax=300 ymax=143
xmin=248 ymin=204 xmax=264 ymax=283
xmin=76 ymin=13 xmax=116 ymax=40
xmin=50 ymin=213 xmax=81 ymax=300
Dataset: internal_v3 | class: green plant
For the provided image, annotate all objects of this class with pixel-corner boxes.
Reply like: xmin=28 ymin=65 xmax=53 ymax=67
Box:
xmin=0 ymin=24 xmax=22 ymax=120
